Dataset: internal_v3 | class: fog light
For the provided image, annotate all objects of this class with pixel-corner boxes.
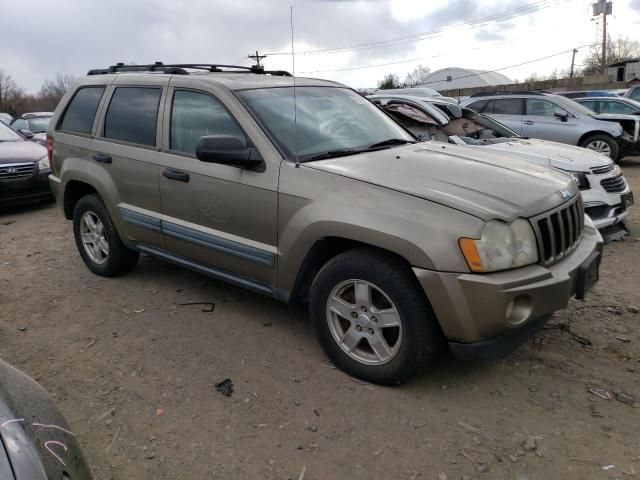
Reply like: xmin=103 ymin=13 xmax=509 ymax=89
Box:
xmin=506 ymin=295 xmax=533 ymax=326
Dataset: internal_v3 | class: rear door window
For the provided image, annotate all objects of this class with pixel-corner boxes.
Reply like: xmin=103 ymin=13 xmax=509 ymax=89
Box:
xmin=578 ymin=100 xmax=598 ymax=112
xmin=104 ymin=87 xmax=162 ymax=146
xmin=493 ymin=98 xmax=523 ymax=115
xmin=59 ymin=87 xmax=105 ymax=134
xmin=600 ymin=100 xmax=636 ymax=114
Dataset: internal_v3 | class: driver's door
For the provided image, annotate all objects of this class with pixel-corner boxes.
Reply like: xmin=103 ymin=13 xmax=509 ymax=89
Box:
xmin=157 ymin=87 xmax=279 ymax=288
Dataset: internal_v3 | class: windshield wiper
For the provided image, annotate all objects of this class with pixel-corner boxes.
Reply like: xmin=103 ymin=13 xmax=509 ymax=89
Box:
xmin=367 ymin=138 xmax=415 ymax=149
xmin=303 ymin=149 xmax=362 ymax=162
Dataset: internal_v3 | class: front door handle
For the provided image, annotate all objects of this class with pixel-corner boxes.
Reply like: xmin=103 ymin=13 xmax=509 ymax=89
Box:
xmin=163 ymin=168 xmax=190 ymax=183
xmin=92 ymin=153 xmax=112 ymax=164
xmin=523 ymin=120 xmax=535 ymax=125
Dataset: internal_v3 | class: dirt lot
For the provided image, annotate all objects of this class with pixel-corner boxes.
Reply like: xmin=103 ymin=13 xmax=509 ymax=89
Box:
xmin=1 ymin=159 xmax=640 ymax=480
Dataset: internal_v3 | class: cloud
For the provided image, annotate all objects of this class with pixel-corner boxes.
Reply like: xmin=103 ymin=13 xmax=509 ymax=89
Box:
xmin=630 ymin=0 xmax=640 ymax=10
xmin=474 ymin=29 xmax=505 ymax=41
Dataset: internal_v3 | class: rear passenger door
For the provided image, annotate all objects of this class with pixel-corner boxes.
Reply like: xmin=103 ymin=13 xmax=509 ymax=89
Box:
xmin=466 ymin=98 xmax=524 ymax=134
xmin=157 ymin=86 xmax=279 ymax=289
xmin=486 ymin=98 xmax=524 ymax=134
xmin=522 ymin=98 xmax=580 ymax=144
xmin=91 ymin=77 xmax=167 ymax=249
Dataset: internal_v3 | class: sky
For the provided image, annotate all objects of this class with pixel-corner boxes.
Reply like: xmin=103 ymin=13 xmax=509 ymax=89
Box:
xmin=1 ymin=0 xmax=639 ymax=93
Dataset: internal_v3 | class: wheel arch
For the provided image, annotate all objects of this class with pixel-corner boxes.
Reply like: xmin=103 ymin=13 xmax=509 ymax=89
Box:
xmin=63 ymin=180 xmax=98 ymax=219
xmin=578 ymin=130 xmax=618 ymax=146
xmin=286 ymin=236 xmax=419 ymax=304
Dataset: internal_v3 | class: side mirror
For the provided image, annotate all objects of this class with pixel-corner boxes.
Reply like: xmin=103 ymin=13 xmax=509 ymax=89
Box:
xmin=19 ymin=129 xmax=35 ymax=139
xmin=195 ymin=135 xmax=264 ymax=170
xmin=554 ymin=109 xmax=569 ymax=122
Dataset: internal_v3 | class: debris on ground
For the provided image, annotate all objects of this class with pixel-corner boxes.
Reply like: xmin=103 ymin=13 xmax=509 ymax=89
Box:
xmin=215 ymin=378 xmax=234 ymax=397
xmin=17 ymin=326 xmax=27 ymax=332
xmin=588 ymin=388 xmax=613 ymax=400
xmin=177 ymin=302 xmax=215 ymax=313
xmin=628 ymin=305 xmax=639 ymax=314
xmin=544 ymin=322 xmax=592 ymax=346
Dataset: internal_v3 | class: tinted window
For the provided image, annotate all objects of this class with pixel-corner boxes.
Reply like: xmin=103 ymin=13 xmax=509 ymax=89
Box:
xmin=600 ymin=100 xmax=636 ymax=114
xmin=493 ymin=98 xmax=522 ymax=115
xmin=170 ymin=90 xmax=245 ymax=155
xmin=60 ymin=87 xmax=105 ymax=134
xmin=11 ymin=119 xmax=27 ymax=130
xmin=579 ymin=100 xmax=598 ymax=112
xmin=525 ymin=99 xmax=559 ymax=116
xmin=630 ymin=88 xmax=640 ymax=101
xmin=465 ymin=100 xmax=488 ymax=112
xmin=104 ymin=87 xmax=161 ymax=146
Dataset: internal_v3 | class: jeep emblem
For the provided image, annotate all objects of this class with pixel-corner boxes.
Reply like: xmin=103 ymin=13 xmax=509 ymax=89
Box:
xmin=5 ymin=167 xmax=17 ymax=174
xmin=559 ymin=190 xmax=571 ymax=199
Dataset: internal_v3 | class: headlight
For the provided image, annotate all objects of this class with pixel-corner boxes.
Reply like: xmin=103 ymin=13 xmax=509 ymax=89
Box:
xmin=459 ymin=219 xmax=539 ymax=272
xmin=37 ymin=156 xmax=50 ymax=171
xmin=568 ymin=171 xmax=589 ymax=190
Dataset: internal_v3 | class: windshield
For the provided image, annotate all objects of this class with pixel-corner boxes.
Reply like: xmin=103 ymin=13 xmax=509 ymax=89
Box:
xmin=0 ymin=121 xmax=23 ymax=142
xmin=238 ymin=87 xmax=414 ymax=161
xmin=26 ymin=117 xmax=51 ymax=133
xmin=549 ymin=95 xmax=596 ymax=116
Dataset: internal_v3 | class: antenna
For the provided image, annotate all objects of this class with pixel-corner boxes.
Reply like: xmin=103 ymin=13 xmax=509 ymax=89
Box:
xmin=290 ymin=5 xmax=300 ymax=167
xmin=248 ymin=51 xmax=267 ymax=67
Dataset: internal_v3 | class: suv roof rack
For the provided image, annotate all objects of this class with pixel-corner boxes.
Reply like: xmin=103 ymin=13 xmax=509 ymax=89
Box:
xmin=87 ymin=62 xmax=292 ymax=77
xmin=469 ymin=90 xmax=549 ymax=98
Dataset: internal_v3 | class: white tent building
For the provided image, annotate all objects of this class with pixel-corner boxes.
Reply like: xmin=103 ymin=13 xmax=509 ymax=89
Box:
xmin=417 ymin=67 xmax=512 ymax=91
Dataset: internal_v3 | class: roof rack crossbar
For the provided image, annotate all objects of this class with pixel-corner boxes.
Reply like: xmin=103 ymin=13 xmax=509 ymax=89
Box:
xmin=87 ymin=62 xmax=292 ymax=77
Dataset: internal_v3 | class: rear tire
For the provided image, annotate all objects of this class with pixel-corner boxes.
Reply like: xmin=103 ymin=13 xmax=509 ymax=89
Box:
xmin=309 ymin=248 xmax=443 ymax=385
xmin=580 ymin=134 xmax=619 ymax=160
xmin=73 ymin=194 xmax=138 ymax=277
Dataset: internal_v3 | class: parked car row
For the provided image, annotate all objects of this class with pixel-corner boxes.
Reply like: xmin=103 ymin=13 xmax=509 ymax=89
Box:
xmin=461 ymin=91 xmax=639 ymax=160
xmin=43 ymin=63 xmax=607 ymax=385
xmin=368 ymin=93 xmax=633 ymax=230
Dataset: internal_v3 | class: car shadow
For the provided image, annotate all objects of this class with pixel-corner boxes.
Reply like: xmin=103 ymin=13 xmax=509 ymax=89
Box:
xmin=0 ymin=199 xmax=55 ymax=218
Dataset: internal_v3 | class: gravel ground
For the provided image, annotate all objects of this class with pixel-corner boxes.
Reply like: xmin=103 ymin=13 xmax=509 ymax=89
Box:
xmin=1 ymin=158 xmax=639 ymax=480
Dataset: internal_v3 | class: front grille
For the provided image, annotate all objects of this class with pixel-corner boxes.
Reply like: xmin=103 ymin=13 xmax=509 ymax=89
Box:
xmin=531 ymin=196 xmax=584 ymax=266
xmin=0 ymin=163 xmax=35 ymax=180
xmin=600 ymin=174 xmax=626 ymax=193
xmin=591 ymin=163 xmax=615 ymax=175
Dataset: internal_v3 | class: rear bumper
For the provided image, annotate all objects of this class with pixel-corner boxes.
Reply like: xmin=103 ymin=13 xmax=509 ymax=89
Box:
xmin=414 ymin=224 xmax=603 ymax=354
xmin=0 ymin=169 xmax=52 ymax=205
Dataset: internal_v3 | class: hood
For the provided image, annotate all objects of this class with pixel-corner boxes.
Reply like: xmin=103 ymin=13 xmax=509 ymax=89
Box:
xmin=477 ymin=138 xmax=611 ymax=172
xmin=304 ymin=142 xmax=577 ymax=221
xmin=0 ymin=140 xmax=47 ymax=165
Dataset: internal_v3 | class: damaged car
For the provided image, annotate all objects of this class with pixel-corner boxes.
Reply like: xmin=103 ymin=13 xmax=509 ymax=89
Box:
xmin=460 ymin=92 xmax=639 ymax=161
xmin=369 ymin=93 xmax=634 ymax=230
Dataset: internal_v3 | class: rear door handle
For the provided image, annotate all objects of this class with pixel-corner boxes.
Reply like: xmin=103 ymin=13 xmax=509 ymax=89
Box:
xmin=92 ymin=153 xmax=112 ymax=164
xmin=524 ymin=120 xmax=535 ymax=125
xmin=163 ymin=168 xmax=190 ymax=183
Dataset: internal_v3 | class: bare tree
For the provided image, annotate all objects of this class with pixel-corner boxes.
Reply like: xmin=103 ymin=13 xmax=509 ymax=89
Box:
xmin=403 ymin=64 xmax=431 ymax=87
xmin=377 ymin=73 xmax=404 ymax=90
xmin=582 ymin=36 xmax=640 ymax=76
xmin=39 ymin=73 xmax=75 ymax=111
xmin=0 ymin=69 xmax=25 ymax=116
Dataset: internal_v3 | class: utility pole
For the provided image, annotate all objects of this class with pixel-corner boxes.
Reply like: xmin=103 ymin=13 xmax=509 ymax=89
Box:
xmin=248 ymin=51 xmax=266 ymax=67
xmin=570 ymin=48 xmax=578 ymax=78
xmin=601 ymin=5 xmax=607 ymax=72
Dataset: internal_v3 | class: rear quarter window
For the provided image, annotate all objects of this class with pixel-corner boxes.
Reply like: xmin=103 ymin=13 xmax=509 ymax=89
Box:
xmin=59 ymin=87 xmax=105 ymax=134
xmin=103 ymin=87 xmax=162 ymax=146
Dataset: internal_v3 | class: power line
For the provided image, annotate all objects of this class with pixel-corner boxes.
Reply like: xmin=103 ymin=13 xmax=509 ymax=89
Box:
xmin=266 ymin=0 xmax=574 ymax=56
xmin=300 ymin=44 xmax=594 ymax=79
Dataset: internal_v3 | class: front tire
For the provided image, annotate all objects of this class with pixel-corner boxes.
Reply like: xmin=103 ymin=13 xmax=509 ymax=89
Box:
xmin=580 ymin=134 xmax=619 ymax=160
xmin=72 ymin=194 xmax=139 ymax=276
xmin=309 ymin=248 xmax=443 ymax=385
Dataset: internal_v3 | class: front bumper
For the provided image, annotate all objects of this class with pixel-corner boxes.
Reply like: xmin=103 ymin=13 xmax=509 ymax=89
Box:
xmin=414 ymin=223 xmax=603 ymax=358
xmin=582 ymin=169 xmax=632 ymax=229
xmin=0 ymin=168 xmax=52 ymax=205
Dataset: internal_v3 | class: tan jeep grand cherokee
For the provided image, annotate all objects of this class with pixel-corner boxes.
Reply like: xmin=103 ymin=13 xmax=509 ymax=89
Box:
xmin=47 ymin=63 xmax=602 ymax=385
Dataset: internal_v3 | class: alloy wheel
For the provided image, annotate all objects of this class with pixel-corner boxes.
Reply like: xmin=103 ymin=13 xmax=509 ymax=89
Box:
xmin=80 ymin=211 xmax=109 ymax=264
